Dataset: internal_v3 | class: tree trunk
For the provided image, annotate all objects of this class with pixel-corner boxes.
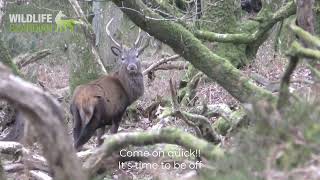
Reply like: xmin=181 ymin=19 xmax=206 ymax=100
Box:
xmin=316 ymin=1 xmax=320 ymax=35
xmin=200 ymin=0 xmax=250 ymax=67
xmin=110 ymin=0 xmax=276 ymax=104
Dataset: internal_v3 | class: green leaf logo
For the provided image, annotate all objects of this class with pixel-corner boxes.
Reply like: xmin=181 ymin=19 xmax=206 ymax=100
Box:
xmin=55 ymin=11 xmax=83 ymax=32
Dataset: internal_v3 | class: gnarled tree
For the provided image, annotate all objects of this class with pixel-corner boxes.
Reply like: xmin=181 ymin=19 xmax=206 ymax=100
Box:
xmin=108 ymin=0 xmax=296 ymax=104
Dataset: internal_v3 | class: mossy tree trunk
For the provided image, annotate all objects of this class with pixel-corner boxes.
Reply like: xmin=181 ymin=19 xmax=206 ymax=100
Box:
xmin=179 ymin=0 xmax=240 ymax=104
xmin=195 ymin=0 xmax=294 ymax=67
xmin=200 ymin=0 xmax=249 ymax=67
xmin=110 ymin=0 xmax=284 ymax=104
xmin=152 ymin=0 xmax=295 ymax=106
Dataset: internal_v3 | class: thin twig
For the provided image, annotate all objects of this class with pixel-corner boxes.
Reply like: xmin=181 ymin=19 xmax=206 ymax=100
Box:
xmin=143 ymin=55 xmax=180 ymax=75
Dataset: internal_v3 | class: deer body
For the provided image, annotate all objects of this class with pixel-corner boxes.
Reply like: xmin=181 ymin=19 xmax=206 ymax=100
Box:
xmin=70 ymin=19 xmax=148 ymax=150
xmin=70 ymin=68 xmax=143 ymax=149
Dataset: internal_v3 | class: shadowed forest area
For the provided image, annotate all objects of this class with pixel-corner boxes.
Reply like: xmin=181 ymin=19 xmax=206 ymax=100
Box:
xmin=1 ymin=0 xmax=320 ymax=179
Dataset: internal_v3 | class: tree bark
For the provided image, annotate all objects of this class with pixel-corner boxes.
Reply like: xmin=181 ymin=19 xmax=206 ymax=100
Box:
xmin=68 ymin=0 xmax=107 ymax=74
xmin=0 ymin=65 xmax=87 ymax=180
xmin=0 ymin=0 xmax=6 ymax=31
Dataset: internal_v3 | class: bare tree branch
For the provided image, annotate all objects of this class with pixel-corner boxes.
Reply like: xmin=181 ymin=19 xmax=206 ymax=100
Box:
xmin=13 ymin=49 xmax=51 ymax=69
xmin=68 ymin=0 xmax=107 ymax=74
xmin=192 ymin=1 xmax=296 ymax=44
xmin=142 ymin=54 xmax=180 ymax=75
xmin=29 ymin=171 xmax=52 ymax=180
xmin=168 ymin=79 xmax=220 ymax=143
xmin=0 ymin=63 xmax=87 ymax=180
xmin=0 ymin=141 xmax=23 ymax=156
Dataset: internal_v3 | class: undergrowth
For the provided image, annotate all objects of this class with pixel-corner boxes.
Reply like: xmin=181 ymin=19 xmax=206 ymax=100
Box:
xmin=200 ymin=99 xmax=320 ymax=180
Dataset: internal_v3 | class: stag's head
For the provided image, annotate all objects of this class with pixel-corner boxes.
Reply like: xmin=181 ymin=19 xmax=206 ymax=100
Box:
xmin=106 ymin=18 xmax=149 ymax=75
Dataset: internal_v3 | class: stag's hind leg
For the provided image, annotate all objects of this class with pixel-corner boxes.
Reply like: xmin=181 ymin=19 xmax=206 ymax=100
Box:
xmin=75 ymin=97 xmax=107 ymax=150
xmin=75 ymin=115 xmax=100 ymax=150
xmin=70 ymin=105 xmax=82 ymax=146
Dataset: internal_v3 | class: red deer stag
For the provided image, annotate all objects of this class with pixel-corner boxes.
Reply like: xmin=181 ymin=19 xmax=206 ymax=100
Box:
xmin=70 ymin=18 xmax=148 ymax=150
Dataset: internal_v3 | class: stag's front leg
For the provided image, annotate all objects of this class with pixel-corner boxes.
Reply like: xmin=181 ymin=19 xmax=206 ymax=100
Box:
xmin=110 ymin=121 xmax=120 ymax=134
xmin=110 ymin=114 xmax=123 ymax=134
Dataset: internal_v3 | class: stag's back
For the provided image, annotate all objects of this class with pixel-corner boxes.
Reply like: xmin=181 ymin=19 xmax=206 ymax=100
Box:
xmin=71 ymin=75 xmax=130 ymax=126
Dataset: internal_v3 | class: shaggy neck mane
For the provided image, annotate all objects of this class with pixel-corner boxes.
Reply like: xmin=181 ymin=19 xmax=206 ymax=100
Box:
xmin=114 ymin=66 xmax=144 ymax=104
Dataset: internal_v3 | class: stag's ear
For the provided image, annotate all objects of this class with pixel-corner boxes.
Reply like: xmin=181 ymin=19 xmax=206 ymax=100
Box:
xmin=111 ymin=46 xmax=121 ymax=56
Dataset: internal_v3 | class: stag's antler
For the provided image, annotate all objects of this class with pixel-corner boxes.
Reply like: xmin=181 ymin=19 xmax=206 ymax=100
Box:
xmin=134 ymin=28 xmax=142 ymax=47
xmin=106 ymin=18 xmax=121 ymax=48
xmin=137 ymin=33 xmax=151 ymax=55
xmin=134 ymin=29 xmax=150 ymax=55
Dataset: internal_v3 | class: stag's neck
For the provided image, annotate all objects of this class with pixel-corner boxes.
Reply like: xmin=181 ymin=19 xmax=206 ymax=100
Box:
xmin=115 ymin=70 xmax=144 ymax=104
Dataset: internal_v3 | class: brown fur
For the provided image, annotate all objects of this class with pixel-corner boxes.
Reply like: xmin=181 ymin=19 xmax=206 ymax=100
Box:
xmin=70 ymin=60 xmax=144 ymax=150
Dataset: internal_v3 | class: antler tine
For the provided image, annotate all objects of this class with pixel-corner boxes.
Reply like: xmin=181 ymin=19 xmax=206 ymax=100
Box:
xmin=134 ymin=28 xmax=142 ymax=47
xmin=137 ymin=33 xmax=151 ymax=55
xmin=106 ymin=18 xmax=121 ymax=47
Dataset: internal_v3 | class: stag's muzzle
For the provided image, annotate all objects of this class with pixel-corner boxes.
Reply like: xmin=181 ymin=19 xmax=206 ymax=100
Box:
xmin=127 ymin=63 xmax=138 ymax=73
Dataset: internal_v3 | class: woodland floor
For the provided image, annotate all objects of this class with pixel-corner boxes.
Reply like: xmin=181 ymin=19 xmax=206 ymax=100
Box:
xmin=0 ymin=32 xmax=314 ymax=180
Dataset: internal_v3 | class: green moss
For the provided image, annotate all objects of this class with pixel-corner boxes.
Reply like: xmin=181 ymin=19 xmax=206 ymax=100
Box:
xmin=278 ymin=143 xmax=311 ymax=170
xmin=213 ymin=108 xmax=247 ymax=136
xmin=278 ymin=16 xmax=296 ymax=54
xmin=200 ymin=0 xmax=237 ymax=33
xmin=201 ymin=99 xmax=320 ymax=180
xmin=305 ymin=123 xmax=320 ymax=143
xmin=0 ymin=39 xmax=19 ymax=75
xmin=162 ymin=144 xmax=188 ymax=161
xmin=215 ymin=43 xmax=248 ymax=68
xmin=213 ymin=117 xmax=231 ymax=136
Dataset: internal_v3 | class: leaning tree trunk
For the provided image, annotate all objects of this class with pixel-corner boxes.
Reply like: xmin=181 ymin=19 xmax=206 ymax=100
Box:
xmin=171 ymin=0 xmax=295 ymax=105
xmin=179 ymin=0 xmax=241 ymax=104
xmin=110 ymin=0 xmax=280 ymax=104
